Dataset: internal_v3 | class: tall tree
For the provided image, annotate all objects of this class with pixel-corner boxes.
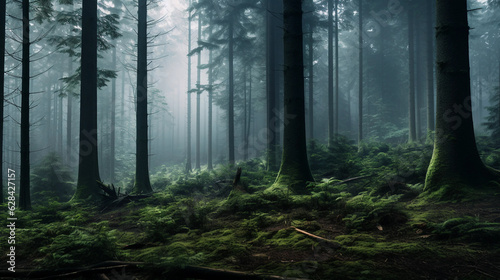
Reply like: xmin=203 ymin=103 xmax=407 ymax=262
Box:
xmin=307 ymin=23 xmax=314 ymax=140
xmin=327 ymin=0 xmax=334 ymax=145
xmin=228 ymin=17 xmax=235 ymax=165
xmin=195 ymin=13 xmax=202 ymax=170
xmin=358 ymin=0 xmax=363 ymax=144
xmin=73 ymin=0 xmax=101 ymax=200
xmin=334 ymin=0 xmax=339 ymax=136
xmin=207 ymin=16 xmax=214 ymax=170
xmin=426 ymin=0 xmax=435 ymax=135
xmin=19 ymin=0 xmax=31 ymax=210
xmin=266 ymin=0 xmax=280 ymax=171
xmin=0 ymin=0 xmax=5 ymax=203
xmin=408 ymin=4 xmax=417 ymax=143
xmin=186 ymin=0 xmax=193 ymax=172
xmin=109 ymin=44 xmax=116 ymax=183
xmin=425 ymin=0 xmax=500 ymax=198
xmin=133 ymin=0 xmax=152 ymax=194
xmin=274 ymin=0 xmax=314 ymax=193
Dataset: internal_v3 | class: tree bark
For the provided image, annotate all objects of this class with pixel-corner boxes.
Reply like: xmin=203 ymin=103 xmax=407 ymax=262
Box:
xmin=196 ymin=13 xmax=202 ymax=170
xmin=110 ymin=44 xmax=116 ymax=183
xmin=328 ymin=0 xmax=333 ymax=146
xmin=228 ymin=18 xmax=235 ymax=165
xmin=66 ymin=59 xmax=73 ymax=164
xmin=424 ymin=0 xmax=499 ymax=198
xmin=266 ymin=0 xmax=279 ymax=171
xmin=358 ymin=0 xmax=363 ymax=144
xmin=274 ymin=0 xmax=314 ymax=193
xmin=334 ymin=0 xmax=339 ymax=136
xmin=0 ymin=0 xmax=5 ymax=203
xmin=20 ymin=0 xmax=31 ymax=210
xmin=74 ymin=0 xmax=101 ymax=201
xmin=207 ymin=17 xmax=214 ymax=170
xmin=186 ymin=0 xmax=192 ymax=172
xmin=308 ymin=23 xmax=314 ymax=141
xmin=408 ymin=4 xmax=417 ymax=143
xmin=426 ymin=0 xmax=435 ymax=134
xmin=133 ymin=0 xmax=152 ymax=194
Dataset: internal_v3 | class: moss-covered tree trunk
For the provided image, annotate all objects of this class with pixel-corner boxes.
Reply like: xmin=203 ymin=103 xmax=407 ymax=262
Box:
xmin=133 ymin=0 xmax=152 ymax=194
xmin=19 ymin=0 xmax=31 ymax=210
xmin=274 ymin=0 xmax=314 ymax=193
xmin=74 ymin=0 xmax=101 ymax=201
xmin=424 ymin=0 xmax=499 ymax=198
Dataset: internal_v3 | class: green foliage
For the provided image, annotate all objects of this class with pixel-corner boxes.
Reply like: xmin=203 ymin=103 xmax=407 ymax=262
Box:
xmin=308 ymin=136 xmax=361 ymax=179
xmin=31 ymin=153 xmax=74 ymax=204
xmin=343 ymin=192 xmax=406 ymax=232
xmin=38 ymin=222 xmax=119 ymax=268
xmin=433 ymin=216 xmax=500 ymax=243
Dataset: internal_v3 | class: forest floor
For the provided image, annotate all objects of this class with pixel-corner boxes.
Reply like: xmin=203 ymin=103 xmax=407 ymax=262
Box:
xmin=1 ymin=140 xmax=500 ymax=279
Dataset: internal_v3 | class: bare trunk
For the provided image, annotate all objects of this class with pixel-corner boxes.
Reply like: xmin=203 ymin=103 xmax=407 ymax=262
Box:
xmin=408 ymin=6 xmax=417 ymax=143
xmin=74 ymin=0 xmax=101 ymax=201
xmin=228 ymin=19 xmax=235 ymax=165
xmin=133 ymin=0 xmax=152 ymax=194
xmin=20 ymin=0 xmax=31 ymax=210
xmin=358 ymin=0 xmax=363 ymax=144
xmin=328 ymin=0 xmax=333 ymax=145
xmin=196 ymin=14 xmax=201 ymax=170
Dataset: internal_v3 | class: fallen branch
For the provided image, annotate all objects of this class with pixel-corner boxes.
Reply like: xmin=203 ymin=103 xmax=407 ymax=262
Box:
xmin=329 ymin=175 xmax=374 ymax=186
xmin=97 ymin=181 xmax=118 ymax=199
xmin=290 ymin=226 xmax=341 ymax=248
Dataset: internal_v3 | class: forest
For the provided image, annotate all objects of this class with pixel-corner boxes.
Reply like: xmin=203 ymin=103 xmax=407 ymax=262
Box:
xmin=1 ymin=0 xmax=500 ymax=279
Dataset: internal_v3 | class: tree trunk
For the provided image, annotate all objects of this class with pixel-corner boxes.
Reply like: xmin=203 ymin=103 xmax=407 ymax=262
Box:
xmin=196 ymin=14 xmax=202 ymax=170
xmin=66 ymin=59 xmax=73 ymax=164
xmin=424 ymin=0 xmax=499 ymax=198
xmin=0 ymin=0 xmax=5 ymax=203
xmin=246 ymin=66 xmax=252 ymax=159
xmin=133 ymin=0 xmax=152 ymax=194
xmin=308 ymin=23 xmax=314 ymax=141
xmin=207 ymin=18 xmax=214 ymax=170
xmin=408 ymin=5 xmax=417 ymax=143
xmin=110 ymin=44 xmax=116 ymax=183
xmin=228 ymin=18 xmax=235 ymax=165
xmin=266 ymin=0 xmax=279 ymax=171
xmin=74 ymin=0 xmax=101 ymax=201
xmin=274 ymin=0 xmax=314 ymax=193
xmin=334 ymin=0 xmax=339 ymax=136
xmin=358 ymin=0 xmax=363 ymax=144
xmin=186 ymin=0 xmax=192 ymax=172
xmin=58 ymin=90 xmax=63 ymax=155
xmin=243 ymin=67 xmax=248 ymax=161
xmin=20 ymin=0 xmax=31 ymax=210
xmin=120 ymin=68 xmax=125 ymax=147
xmin=426 ymin=0 xmax=435 ymax=135
xmin=328 ymin=0 xmax=333 ymax=146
